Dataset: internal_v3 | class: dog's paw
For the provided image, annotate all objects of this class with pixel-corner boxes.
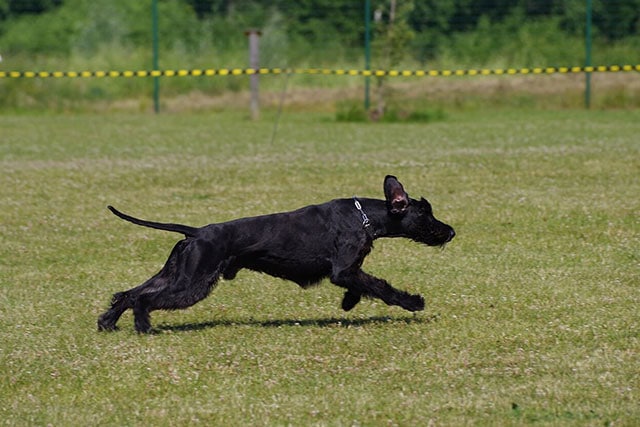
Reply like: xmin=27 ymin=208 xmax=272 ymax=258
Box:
xmin=134 ymin=318 xmax=153 ymax=334
xmin=97 ymin=322 xmax=118 ymax=332
xmin=97 ymin=314 xmax=118 ymax=332
xmin=404 ymin=294 xmax=425 ymax=312
xmin=341 ymin=291 xmax=361 ymax=311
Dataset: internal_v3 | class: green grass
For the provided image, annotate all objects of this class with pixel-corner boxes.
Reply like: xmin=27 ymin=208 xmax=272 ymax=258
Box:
xmin=1 ymin=110 xmax=638 ymax=425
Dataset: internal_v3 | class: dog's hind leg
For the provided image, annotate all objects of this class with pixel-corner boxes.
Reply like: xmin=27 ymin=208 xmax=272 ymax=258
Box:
xmin=98 ymin=239 xmax=189 ymax=332
xmin=97 ymin=291 xmax=130 ymax=331
xmin=130 ymin=239 xmax=227 ymax=333
xmin=97 ymin=269 xmax=168 ymax=331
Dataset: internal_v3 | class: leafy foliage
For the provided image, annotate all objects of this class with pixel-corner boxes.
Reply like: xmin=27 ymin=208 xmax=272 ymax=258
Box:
xmin=1 ymin=0 xmax=639 ymax=55
xmin=0 ymin=0 xmax=638 ymax=112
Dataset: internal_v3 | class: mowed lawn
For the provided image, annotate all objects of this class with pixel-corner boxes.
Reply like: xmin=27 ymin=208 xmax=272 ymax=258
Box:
xmin=1 ymin=109 xmax=638 ymax=425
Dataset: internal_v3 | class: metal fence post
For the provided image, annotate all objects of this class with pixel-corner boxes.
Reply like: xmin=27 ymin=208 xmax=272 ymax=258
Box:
xmin=364 ymin=0 xmax=371 ymax=111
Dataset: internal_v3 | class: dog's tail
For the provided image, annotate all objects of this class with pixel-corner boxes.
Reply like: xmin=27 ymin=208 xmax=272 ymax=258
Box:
xmin=108 ymin=206 xmax=198 ymax=237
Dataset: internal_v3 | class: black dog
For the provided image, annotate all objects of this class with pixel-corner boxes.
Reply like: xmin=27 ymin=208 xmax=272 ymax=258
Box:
xmin=98 ymin=175 xmax=455 ymax=333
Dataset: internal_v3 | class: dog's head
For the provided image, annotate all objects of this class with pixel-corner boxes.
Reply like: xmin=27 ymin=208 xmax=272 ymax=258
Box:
xmin=384 ymin=175 xmax=455 ymax=246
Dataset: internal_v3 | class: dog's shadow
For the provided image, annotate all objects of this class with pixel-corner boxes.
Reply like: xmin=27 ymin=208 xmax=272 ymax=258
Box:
xmin=156 ymin=314 xmax=439 ymax=333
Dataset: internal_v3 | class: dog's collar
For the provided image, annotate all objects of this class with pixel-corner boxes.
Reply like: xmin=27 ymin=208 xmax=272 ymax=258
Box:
xmin=353 ymin=197 xmax=371 ymax=229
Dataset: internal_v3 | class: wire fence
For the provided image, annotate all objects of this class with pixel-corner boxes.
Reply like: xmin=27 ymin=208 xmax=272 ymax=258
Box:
xmin=0 ymin=0 xmax=638 ymax=112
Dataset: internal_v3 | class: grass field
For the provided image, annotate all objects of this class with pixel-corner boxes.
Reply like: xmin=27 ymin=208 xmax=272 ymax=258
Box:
xmin=1 ymin=109 xmax=638 ymax=425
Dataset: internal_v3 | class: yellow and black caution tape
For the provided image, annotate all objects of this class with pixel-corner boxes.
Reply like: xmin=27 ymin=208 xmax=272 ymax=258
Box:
xmin=0 ymin=64 xmax=638 ymax=79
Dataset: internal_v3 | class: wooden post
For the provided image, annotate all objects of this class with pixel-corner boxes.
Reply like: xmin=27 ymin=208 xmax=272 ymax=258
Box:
xmin=585 ymin=0 xmax=592 ymax=109
xmin=245 ymin=29 xmax=262 ymax=120
xmin=152 ymin=0 xmax=160 ymax=113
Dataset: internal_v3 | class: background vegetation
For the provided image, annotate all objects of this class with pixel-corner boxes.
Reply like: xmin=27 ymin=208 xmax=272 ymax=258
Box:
xmin=0 ymin=0 xmax=639 ymax=112
xmin=1 ymin=110 xmax=638 ymax=425
xmin=1 ymin=0 xmax=639 ymax=59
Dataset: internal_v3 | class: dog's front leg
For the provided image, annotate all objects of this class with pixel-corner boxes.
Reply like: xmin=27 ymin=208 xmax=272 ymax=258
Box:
xmin=341 ymin=290 xmax=362 ymax=311
xmin=331 ymin=267 xmax=424 ymax=312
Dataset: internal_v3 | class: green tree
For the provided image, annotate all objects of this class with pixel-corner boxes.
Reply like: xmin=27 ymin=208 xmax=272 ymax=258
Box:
xmin=371 ymin=0 xmax=415 ymax=119
xmin=7 ymin=0 xmax=62 ymax=14
xmin=0 ymin=0 xmax=9 ymax=24
xmin=408 ymin=0 xmax=456 ymax=62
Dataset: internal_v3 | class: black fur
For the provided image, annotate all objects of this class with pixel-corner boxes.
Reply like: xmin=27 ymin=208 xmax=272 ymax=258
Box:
xmin=98 ymin=175 xmax=455 ymax=333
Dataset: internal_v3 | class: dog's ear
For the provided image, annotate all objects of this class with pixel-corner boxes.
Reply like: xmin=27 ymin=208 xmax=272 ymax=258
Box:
xmin=384 ymin=175 xmax=409 ymax=215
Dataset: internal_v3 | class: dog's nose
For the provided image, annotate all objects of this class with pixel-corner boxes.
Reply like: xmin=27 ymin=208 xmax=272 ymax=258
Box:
xmin=448 ymin=229 xmax=456 ymax=241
